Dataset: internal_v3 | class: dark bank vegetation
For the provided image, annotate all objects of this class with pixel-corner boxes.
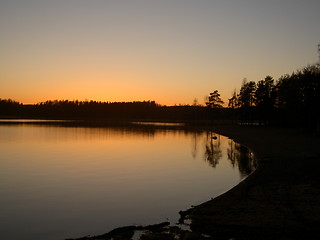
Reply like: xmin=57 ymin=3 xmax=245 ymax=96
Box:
xmin=1 ymin=64 xmax=319 ymax=130
xmin=228 ymin=64 xmax=320 ymax=131
xmin=0 ymin=99 xmax=232 ymax=122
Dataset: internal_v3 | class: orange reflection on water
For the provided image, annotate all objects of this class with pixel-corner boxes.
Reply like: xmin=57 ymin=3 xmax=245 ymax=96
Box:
xmin=0 ymin=123 xmax=255 ymax=240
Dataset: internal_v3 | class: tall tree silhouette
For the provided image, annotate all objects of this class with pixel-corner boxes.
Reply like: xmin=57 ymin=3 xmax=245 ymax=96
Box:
xmin=237 ymin=80 xmax=256 ymax=124
xmin=206 ymin=90 xmax=224 ymax=108
xmin=238 ymin=79 xmax=256 ymax=108
xmin=255 ymin=76 xmax=276 ymax=124
xmin=228 ymin=89 xmax=238 ymax=109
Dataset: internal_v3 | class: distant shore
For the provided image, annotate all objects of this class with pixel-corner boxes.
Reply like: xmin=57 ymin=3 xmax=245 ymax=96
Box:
xmin=181 ymin=125 xmax=320 ymax=239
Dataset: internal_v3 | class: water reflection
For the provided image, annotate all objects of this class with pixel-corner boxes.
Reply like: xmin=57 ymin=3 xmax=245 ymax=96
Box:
xmin=0 ymin=122 xmax=256 ymax=240
xmin=191 ymin=131 xmax=257 ymax=176
xmin=204 ymin=132 xmax=223 ymax=168
xmin=228 ymin=140 xmax=257 ymax=177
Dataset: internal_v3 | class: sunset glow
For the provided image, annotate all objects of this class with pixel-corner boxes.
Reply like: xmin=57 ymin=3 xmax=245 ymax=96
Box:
xmin=1 ymin=1 xmax=320 ymax=105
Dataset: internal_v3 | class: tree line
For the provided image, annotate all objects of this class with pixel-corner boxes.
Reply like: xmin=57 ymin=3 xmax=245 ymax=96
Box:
xmin=226 ymin=64 xmax=320 ymax=130
xmin=1 ymin=64 xmax=319 ymax=129
xmin=0 ymin=99 xmax=233 ymax=122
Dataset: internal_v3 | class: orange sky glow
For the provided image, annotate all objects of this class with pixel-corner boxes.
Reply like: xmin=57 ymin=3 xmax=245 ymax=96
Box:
xmin=1 ymin=1 xmax=319 ymax=106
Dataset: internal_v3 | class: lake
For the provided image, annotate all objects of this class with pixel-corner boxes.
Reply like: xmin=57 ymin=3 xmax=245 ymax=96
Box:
xmin=0 ymin=122 xmax=256 ymax=240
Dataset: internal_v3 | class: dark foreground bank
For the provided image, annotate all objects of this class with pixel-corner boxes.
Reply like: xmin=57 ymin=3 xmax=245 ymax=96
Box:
xmin=69 ymin=125 xmax=320 ymax=240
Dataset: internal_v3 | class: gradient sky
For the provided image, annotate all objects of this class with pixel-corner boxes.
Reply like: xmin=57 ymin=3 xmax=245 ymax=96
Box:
xmin=1 ymin=0 xmax=319 ymax=106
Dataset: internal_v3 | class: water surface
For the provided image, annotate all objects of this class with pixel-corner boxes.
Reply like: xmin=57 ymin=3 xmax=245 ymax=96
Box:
xmin=0 ymin=123 xmax=255 ymax=240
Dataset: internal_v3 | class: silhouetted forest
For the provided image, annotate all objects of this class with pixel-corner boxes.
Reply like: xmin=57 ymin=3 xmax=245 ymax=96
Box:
xmin=1 ymin=64 xmax=319 ymax=130
xmin=0 ymin=99 xmax=232 ymax=122
xmin=228 ymin=64 xmax=320 ymax=131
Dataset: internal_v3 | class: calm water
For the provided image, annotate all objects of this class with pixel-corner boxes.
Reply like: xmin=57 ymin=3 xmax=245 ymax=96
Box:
xmin=0 ymin=122 xmax=256 ymax=240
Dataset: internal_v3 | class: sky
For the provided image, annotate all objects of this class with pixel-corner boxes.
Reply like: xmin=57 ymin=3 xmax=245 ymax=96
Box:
xmin=1 ymin=0 xmax=320 ymax=106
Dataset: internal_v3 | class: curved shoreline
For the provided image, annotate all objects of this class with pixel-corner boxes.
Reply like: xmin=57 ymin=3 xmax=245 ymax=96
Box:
xmin=69 ymin=125 xmax=320 ymax=240
xmin=182 ymin=125 xmax=320 ymax=239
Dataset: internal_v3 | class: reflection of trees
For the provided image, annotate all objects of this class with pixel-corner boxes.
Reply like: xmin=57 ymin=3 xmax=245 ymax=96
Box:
xmin=228 ymin=140 xmax=257 ymax=177
xmin=204 ymin=132 xmax=222 ymax=168
xmin=191 ymin=131 xmax=204 ymax=159
xmin=191 ymin=132 xmax=198 ymax=159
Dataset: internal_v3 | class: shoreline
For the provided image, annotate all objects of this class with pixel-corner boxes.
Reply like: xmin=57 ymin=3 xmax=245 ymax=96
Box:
xmin=68 ymin=124 xmax=320 ymax=240
xmin=182 ymin=125 xmax=320 ymax=239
